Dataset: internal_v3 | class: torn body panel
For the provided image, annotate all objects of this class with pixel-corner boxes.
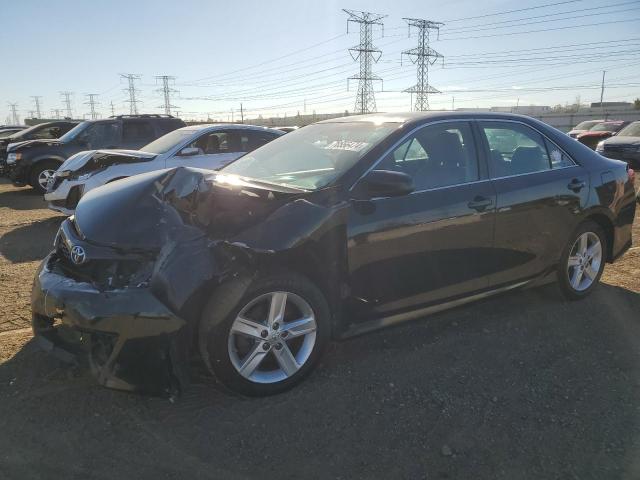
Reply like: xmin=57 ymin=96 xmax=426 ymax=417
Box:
xmin=32 ymin=167 xmax=349 ymax=395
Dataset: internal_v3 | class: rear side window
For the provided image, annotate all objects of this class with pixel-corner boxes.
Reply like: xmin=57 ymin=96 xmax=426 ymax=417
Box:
xmin=379 ymin=121 xmax=479 ymax=191
xmin=245 ymin=131 xmax=279 ymax=151
xmin=544 ymin=138 xmax=574 ymax=169
xmin=481 ymin=122 xmax=551 ymax=177
xmin=122 ymin=121 xmax=155 ymax=143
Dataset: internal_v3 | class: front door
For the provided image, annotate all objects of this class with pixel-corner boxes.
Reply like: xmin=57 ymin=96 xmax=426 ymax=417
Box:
xmin=165 ymin=130 xmax=247 ymax=170
xmin=347 ymin=121 xmax=497 ymax=319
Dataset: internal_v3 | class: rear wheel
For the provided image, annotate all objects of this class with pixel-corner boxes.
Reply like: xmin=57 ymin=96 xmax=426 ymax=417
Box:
xmin=557 ymin=221 xmax=606 ymax=300
xmin=30 ymin=160 xmax=59 ymax=193
xmin=199 ymin=272 xmax=331 ymax=396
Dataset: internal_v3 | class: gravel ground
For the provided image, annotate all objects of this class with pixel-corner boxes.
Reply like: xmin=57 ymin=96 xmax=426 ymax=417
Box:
xmin=0 ymin=177 xmax=639 ymax=479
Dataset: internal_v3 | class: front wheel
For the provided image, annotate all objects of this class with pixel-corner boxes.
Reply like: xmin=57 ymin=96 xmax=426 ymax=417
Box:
xmin=199 ymin=272 xmax=331 ymax=396
xmin=30 ymin=160 xmax=59 ymax=193
xmin=557 ymin=221 xmax=606 ymax=300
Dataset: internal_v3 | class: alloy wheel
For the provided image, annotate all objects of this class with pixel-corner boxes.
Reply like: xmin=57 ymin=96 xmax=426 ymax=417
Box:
xmin=228 ymin=291 xmax=317 ymax=384
xmin=38 ymin=169 xmax=56 ymax=191
xmin=566 ymin=231 xmax=602 ymax=292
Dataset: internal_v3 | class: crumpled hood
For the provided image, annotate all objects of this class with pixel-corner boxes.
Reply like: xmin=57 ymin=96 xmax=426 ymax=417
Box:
xmin=7 ymin=138 xmax=61 ymax=152
xmin=58 ymin=149 xmax=157 ymax=174
xmin=73 ymin=167 xmax=313 ymax=252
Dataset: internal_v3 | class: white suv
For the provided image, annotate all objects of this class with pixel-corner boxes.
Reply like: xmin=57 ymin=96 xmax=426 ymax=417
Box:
xmin=45 ymin=124 xmax=283 ymax=214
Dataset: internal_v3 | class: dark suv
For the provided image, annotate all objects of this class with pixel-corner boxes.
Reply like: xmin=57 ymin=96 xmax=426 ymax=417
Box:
xmin=5 ymin=114 xmax=186 ymax=192
xmin=0 ymin=121 xmax=78 ymax=175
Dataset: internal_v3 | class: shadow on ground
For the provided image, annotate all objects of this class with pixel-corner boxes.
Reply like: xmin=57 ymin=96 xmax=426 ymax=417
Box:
xmin=0 ymin=182 xmax=46 ymax=211
xmin=1 ymin=283 xmax=639 ymax=479
xmin=0 ymin=217 xmax=62 ymax=263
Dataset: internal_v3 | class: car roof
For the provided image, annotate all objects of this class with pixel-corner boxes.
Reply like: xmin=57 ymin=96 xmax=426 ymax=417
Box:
xmin=317 ymin=111 xmax=547 ymax=128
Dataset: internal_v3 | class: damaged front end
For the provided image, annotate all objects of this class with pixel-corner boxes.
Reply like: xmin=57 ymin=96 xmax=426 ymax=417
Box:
xmin=32 ymin=167 xmax=341 ymax=396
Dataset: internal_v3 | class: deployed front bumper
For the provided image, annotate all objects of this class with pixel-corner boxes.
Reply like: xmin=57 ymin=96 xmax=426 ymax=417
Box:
xmin=45 ymin=177 xmax=84 ymax=214
xmin=31 ymin=253 xmax=189 ymax=395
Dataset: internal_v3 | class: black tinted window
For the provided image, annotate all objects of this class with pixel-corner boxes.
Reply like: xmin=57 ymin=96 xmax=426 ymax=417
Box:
xmin=481 ymin=122 xmax=551 ymax=177
xmin=80 ymin=122 xmax=120 ymax=149
xmin=246 ymin=131 xmax=278 ymax=151
xmin=29 ymin=125 xmax=63 ymax=140
xmin=123 ymin=121 xmax=155 ymax=142
xmin=379 ymin=122 xmax=479 ymax=190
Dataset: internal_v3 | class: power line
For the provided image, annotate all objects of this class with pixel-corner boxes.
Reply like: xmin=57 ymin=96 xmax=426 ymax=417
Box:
xmin=60 ymin=91 xmax=74 ymax=118
xmin=344 ymin=9 xmax=387 ymax=114
xmin=155 ymin=75 xmax=178 ymax=115
xmin=402 ymin=18 xmax=444 ymax=111
xmin=441 ymin=0 xmax=583 ymax=23
xmin=85 ymin=94 xmax=100 ymax=120
xmin=30 ymin=96 xmax=42 ymax=118
xmin=120 ymin=73 xmax=142 ymax=115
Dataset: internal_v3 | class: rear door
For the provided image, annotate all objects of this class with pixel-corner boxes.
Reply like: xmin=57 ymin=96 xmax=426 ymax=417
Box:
xmin=347 ymin=121 xmax=497 ymax=319
xmin=477 ymin=120 xmax=589 ymax=286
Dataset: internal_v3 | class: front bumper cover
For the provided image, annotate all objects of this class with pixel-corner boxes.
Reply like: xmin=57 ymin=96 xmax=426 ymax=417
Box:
xmin=31 ymin=253 xmax=190 ymax=396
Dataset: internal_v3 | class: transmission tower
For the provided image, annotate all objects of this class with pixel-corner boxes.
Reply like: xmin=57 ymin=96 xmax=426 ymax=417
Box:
xmin=343 ymin=9 xmax=386 ymax=114
xmin=30 ymin=96 xmax=43 ymax=118
xmin=401 ymin=18 xmax=444 ymax=111
xmin=110 ymin=101 xmax=116 ymax=116
xmin=28 ymin=110 xmax=36 ymax=119
xmin=155 ymin=75 xmax=178 ymax=115
xmin=51 ymin=109 xmax=62 ymax=119
xmin=8 ymin=103 xmax=19 ymax=125
xmin=60 ymin=91 xmax=74 ymax=118
xmin=84 ymin=94 xmax=100 ymax=120
xmin=120 ymin=73 xmax=142 ymax=115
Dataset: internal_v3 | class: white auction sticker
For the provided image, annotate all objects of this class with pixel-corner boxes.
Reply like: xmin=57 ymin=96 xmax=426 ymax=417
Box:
xmin=323 ymin=140 xmax=369 ymax=152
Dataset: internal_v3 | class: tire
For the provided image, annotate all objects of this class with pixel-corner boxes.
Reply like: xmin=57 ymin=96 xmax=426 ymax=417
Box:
xmin=199 ymin=272 xmax=331 ymax=396
xmin=557 ymin=220 xmax=607 ymax=300
xmin=29 ymin=160 xmax=60 ymax=193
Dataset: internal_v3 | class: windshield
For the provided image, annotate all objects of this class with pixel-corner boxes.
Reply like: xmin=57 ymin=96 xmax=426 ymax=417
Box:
xmin=7 ymin=124 xmax=41 ymax=140
xmin=589 ymin=122 xmax=620 ymax=132
xmin=141 ymin=128 xmax=196 ymax=154
xmin=0 ymin=130 xmax=19 ymax=139
xmin=617 ymin=122 xmax=640 ymax=137
xmin=574 ymin=120 xmax=600 ymax=130
xmin=221 ymin=122 xmax=399 ymax=190
xmin=58 ymin=121 xmax=90 ymax=143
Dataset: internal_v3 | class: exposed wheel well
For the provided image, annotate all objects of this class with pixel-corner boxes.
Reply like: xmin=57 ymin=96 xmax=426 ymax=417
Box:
xmin=584 ymin=213 xmax=614 ymax=262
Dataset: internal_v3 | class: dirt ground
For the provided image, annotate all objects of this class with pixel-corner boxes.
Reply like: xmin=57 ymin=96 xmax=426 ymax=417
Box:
xmin=0 ymin=177 xmax=639 ymax=479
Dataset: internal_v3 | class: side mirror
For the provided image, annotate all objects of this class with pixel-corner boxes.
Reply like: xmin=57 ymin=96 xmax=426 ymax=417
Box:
xmin=360 ymin=169 xmax=414 ymax=198
xmin=178 ymin=147 xmax=200 ymax=156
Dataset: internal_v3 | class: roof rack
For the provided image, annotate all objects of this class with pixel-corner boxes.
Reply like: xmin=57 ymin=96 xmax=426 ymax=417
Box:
xmin=108 ymin=114 xmax=176 ymax=119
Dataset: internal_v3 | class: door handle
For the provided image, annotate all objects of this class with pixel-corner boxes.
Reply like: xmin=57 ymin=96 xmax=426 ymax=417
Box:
xmin=567 ymin=179 xmax=586 ymax=192
xmin=467 ymin=196 xmax=493 ymax=212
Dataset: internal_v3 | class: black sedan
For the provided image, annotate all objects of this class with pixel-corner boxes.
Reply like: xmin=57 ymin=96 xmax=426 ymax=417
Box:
xmin=31 ymin=112 xmax=636 ymax=397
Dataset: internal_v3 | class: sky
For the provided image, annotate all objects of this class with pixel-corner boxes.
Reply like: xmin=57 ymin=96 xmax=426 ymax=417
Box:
xmin=1 ymin=0 xmax=639 ymax=123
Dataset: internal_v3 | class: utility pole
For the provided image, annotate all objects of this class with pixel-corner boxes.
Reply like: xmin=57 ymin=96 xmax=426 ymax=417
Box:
xmin=121 ymin=73 xmax=142 ymax=115
xmin=51 ymin=109 xmax=62 ymax=119
xmin=110 ymin=101 xmax=116 ymax=116
xmin=452 ymin=96 xmax=455 ymax=111
xmin=240 ymin=103 xmax=244 ymax=123
xmin=401 ymin=18 xmax=444 ymax=111
xmin=85 ymin=94 xmax=100 ymax=120
xmin=155 ymin=75 xmax=178 ymax=115
xmin=600 ymin=70 xmax=606 ymax=114
xmin=30 ymin=96 xmax=43 ymax=118
xmin=8 ymin=103 xmax=19 ymax=125
xmin=60 ymin=91 xmax=73 ymax=118
xmin=231 ymin=108 xmax=234 ymax=123
xmin=343 ymin=9 xmax=386 ymax=114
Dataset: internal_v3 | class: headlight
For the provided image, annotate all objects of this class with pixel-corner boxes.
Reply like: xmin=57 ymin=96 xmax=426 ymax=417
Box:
xmin=596 ymin=141 xmax=605 ymax=152
xmin=6 ymin=153 xmax=21 ymax=164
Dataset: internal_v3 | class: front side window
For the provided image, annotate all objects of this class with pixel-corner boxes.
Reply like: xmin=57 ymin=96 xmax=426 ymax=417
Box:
xmin=222 ymin=122 xmax=398 ymax=190
xmin=29 ymin=125 xmax=62 ymax=140
xmin=79 ymin=122 xmax=120 ymax=149
xmin=481 ymin=122 xmax=551 ymax=177
xmin=122 ymin=121 xmax=155 ymax=142
xmin=379 ymin=122 xmax=479 ymax=191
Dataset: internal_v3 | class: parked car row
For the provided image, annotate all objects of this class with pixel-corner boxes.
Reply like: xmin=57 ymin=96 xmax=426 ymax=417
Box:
xmin=567 ymin=119 xmax=640 ymax=168
xmin=29 ymin=111 xmax=637 ymax=397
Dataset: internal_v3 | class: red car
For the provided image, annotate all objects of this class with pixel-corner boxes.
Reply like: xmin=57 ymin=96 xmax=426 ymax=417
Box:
xmin=576 ymin=121 xmax=629 ymax=150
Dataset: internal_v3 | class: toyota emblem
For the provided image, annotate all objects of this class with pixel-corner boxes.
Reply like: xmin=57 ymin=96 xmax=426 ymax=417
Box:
xmin=70 ymin=245 xmax=87 ymax=265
